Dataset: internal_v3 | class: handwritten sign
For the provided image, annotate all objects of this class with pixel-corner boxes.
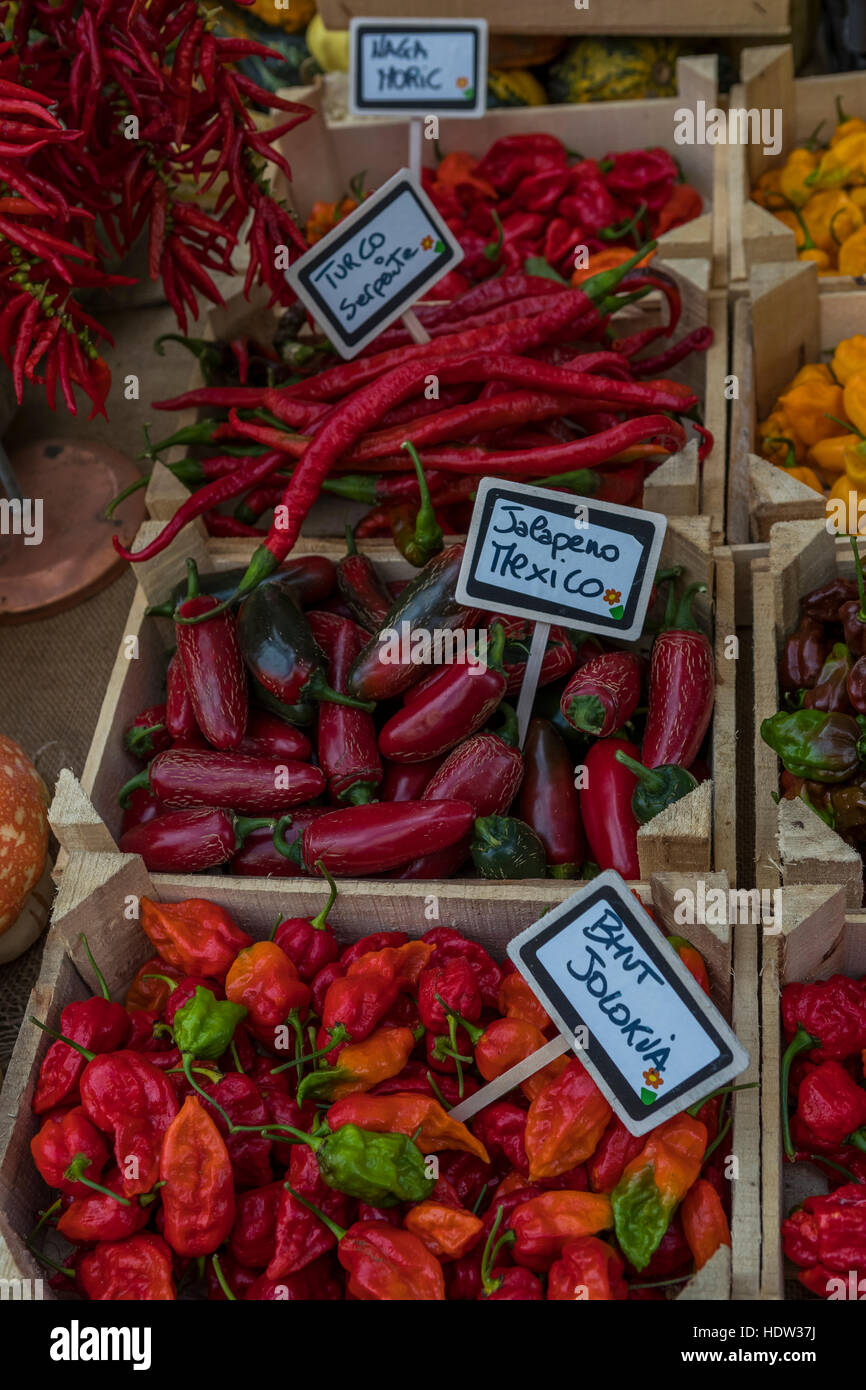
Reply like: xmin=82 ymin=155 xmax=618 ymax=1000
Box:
xmin=286 ymin=170 xmax=464 ymax=360
xmin=455 ymin=479 xmax=666 ymax=643
xmin=349 ymin=18 xmax=488 ymax=117
xmin=507 ymin=872 xmax=749 ymax=1135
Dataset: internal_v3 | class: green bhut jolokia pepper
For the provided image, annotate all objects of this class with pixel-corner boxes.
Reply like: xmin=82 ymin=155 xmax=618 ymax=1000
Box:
xmin=171 ymin=987 xmax=247 ymax=1060
xmin=611 ymin=1113 xmax=707 ymax=1271
xmin=312 ymin=1123 xmax=434 ymax=1206
xmin=760 ymin=709 xmax=866 ymax=783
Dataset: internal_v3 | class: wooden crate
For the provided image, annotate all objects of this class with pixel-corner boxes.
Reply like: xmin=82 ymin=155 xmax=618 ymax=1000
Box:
xmin=277 ymin=59 xmax=727 ymax=287
xmin=760 ymin=883 xmax=866 ymax=1299
xmin=728 ymin=260 xmax=866 ymax=544
xmin=752 ymin=521 xmax=865 ymax=908
xmin=729 ymin=45 xmax=866 ymax=290
xmin=146 ymin=259 xmax=729 ymax=546
xmin=317 ymin=0 xmax=790 ymax=38
xmin=52 ymin=517 xmax=736 ymax=890
xmin=0 ymin=854 xmax=760 ymax=1298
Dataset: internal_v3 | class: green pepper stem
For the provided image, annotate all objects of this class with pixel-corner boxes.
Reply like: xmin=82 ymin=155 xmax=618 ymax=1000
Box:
xmin=321 ymin=475 xmax=379 ymax=505
xmin=581 ymin=240 xmax=657 ymax=304
xmin=24 ymin=1240 xmax=75 ymax=1280
xmin=537 ymin=468 xmax=598 ymax=496
xmin=211 ymin=1251 xmax=237 ymax=1300
xmin=174 ymin=544 xmax=279 ymax=625
xmin=283 ymin=1183 xmax=347 ymax=1241
xmin=614 ymin=751 xmax=666 ymax=790
xmin=142 ymin=973 xmax=179 ymax=991
xmin=117 ymin=767 xmax=150 ymax=808
xmin=488 ymin=701 xmax=519 ymax=748
xmin=30 ymin=1197 xmax=61 ymax=1239
xmin=79 ymin=934 xmax=111 ymax=1002
xmin=670 ymin=582 xmax=708 ymax=633
xmin=64 ymin=1154 xmax=132 ymax=1206
xmin=764 ymin=436 xmax=799 ymax=471
xmin=848 ymin=1128 xmax=866 ymax=1152
xmin=29 ymin=1017 xmax=95 ymax=1061
xmin=701 ymin=1112 xmax=733 ymax=1168
xmin=303 ymin=666 xmax=376 ymax=712
xmin=483 ymin=208 xmax=504 ymax=262
xmin=105 ymin=473 xmax=149 ymax=520
xmin=686 ymin=1081 xmax=757 ymax=1119
xmin=269 ymin=1025 xmax=350 ymax=1075
xmin=600 ymin=201 xmax=647 ymax=244
xmin=344 ymin=522 xmax=358 ymax=555
xmin=425 ymin=1069 xmax=452 ymax=1111
xmin=400 ymin=440 xmax=444 ymax=566
xmin=780 ymin=1024 xmax=818 ymax=1159
xmin=233 ymin=816 xmax=276 ymax=851
xmin=479 ymin=1206 xmax=517 ymax=1296
xmin=801 ymin=1153 xmax=864 ymax=1184
xmin=835 ymin=96 xmax=850 ymax=127
xmin=311 ymin=859 xmax=338 ymax=931
xmin=436 ymin=994 xmax=484 ymax=1046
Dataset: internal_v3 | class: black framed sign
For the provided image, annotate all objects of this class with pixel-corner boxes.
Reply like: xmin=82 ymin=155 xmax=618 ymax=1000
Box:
xmin=507 ymin=872 xmax=750 ymax=1135
xmin=349 ymin=17 xmax=488 ymax=117
xmin=455 ymin=478 xmax=666 ymax=643
xmin=285 ymin=169 xmax=464 ymax=360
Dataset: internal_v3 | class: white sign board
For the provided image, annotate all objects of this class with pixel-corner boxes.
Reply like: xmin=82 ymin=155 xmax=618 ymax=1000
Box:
xmin=349 ymin=17 xmax=488 ymax=117
xmin=456 ymin=478 xmax=667 ymax=643
xmin=507 ymin=872 xmax=750 ymax=1136
xmin=286 ymin=169 xmax=464 ymax=360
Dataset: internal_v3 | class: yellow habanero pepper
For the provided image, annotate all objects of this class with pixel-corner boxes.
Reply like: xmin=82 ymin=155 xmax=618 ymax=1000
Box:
xmin=766 ymin=437 xmax=824 ymax=494
xmin=845 ymin=434 xmax=866 ymax=490
xmin=802 ymin=190 xmax=864 ymax=252
xmin=757 ymin=409 xmax=807 ymax=465
xmin=810 ymin=434 xmax=861 ymax=477
xmin=830 ymin=97 xmax=866 ymax=147
xmin=833 ymin=337 xmax=866 ymax=386
xmin=779 ymin=148 xmax=822 ymax=207
xmin=790 ymin=363 xmax=835 ymax=389
xmin=808 ymin=132 xmax=866 ymax=190
xmin=778 ymin=379 xmax=848 ymax=447
xmin=849 ymin=187 xmax=866 ymax=213
xmin=844 ymin=371 xmax=866 ymax=436
xmin=839 ymin=225 xmax=866 ymax=276
xmin=751 ymin=169 xmax=785 ymax=210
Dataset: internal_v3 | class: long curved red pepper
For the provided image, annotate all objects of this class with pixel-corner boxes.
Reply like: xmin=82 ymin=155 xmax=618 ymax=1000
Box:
xmin=579 ymin=737 xmax=641 ymax=878
xmin=307 ymin=611 xmax=384 ymax=804
xmin=642 ymin=582 xmax=715 ymax=769
xmin=294 ymin=801 xmax=477 ymax=875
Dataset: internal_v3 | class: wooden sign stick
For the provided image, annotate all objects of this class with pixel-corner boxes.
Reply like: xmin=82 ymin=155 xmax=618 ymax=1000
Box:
xmin=401 ymin=308 xmax=431 ymax=344
xmin=515 ymin=620 xmax=550 ymax=749
xmin=449 ymin=1034 xmax=571 ymax=1124
xmin=408 ymin=116 xmax=424 ymax=181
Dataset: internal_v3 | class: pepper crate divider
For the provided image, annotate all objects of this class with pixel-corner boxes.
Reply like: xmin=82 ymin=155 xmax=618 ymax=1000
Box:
xmin=759 ymin=884 xmax=866 ymax=1299
xmin=727 ymin=260 xmax=866 ymax=544
xmin=729 ymin=45 xmax=866 ymax=291
xmin=0 ymin=854 xmax=759 ymax=1298
xmin=752 ymin=521 xmax=864 ymax=907
xmin=144 ymin=261 xmax=730 ymax=546
xmin=316 ymin=0 xmax=790 ymax=41
xmin=277 ymin=58 xmax=726 ymax=285
xmin=59 ymin=518 xmax=736 ymax=886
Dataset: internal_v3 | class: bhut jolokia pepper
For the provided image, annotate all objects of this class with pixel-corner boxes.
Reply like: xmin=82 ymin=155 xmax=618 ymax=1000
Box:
xmin=587 ymin=1117 xmax=646 ymax=1193
xmin=286 ymin=1196 xmax=446 ymax=1300
xmin=579 ymin=737 xmax=641 ymax=878
xmin=378 ymin=623 xmax=507 ymax=763
xmin=77 ymin=1233 xmax=176 ymax=1301
xmin=118 ymin=747 xmax=325 ymax=816
xmin=168 ymin=985 xmax=247 ymax=1061
xmin=613 ymin=751 xmax=698 ymax=823
xmin=327 ymin=1093 xmax=490 ymax=1163
xmin=30 ymin=1106 xmax=109 ymax=1198
xmin=57 ymin=1166 xmax=153 ymax=1245
xmin=643 ymin=580 xmax=714 ymax=769
xmin=524 ymin=1059 xmax=613 ymax=1181
xmin=160 ymin=1096 xmax=235 ymax=1256
xmin=32 ymin=939 xmax=130 ymax=1113
xmin=667 ymin=936 xmax=711 ymax=995
xmin=174 ymin=561 xmax=248 ymax=750
xmin=140 ymin=897 xmax=252 ymax=980
xmin=782 ymin=1183 xmax=866 ymax=1294
xmin=321 ymin=941 xmax=433 ymax=1043
xmin=761 ymin=709 xmax=866 ymax=783
xmin=308 ymin=611 xmax=383 ymax=804
xmin=296 ymin=1027 xmax=417 ymax=1104
xmin=505 ymin=1191 xmax=614 ymax=1272
xmin=470 ymin=815 xmax=547 ymax=879
xmin=547 ymin=1235 xmax=629 ymax=1300
xmin=225 ymin=941 xmax=311 ymax=1047
xmin=237 ymin=576 xmax=374 ymax=712
xmin=273 ymin=862 xmax=340 ymax=982
xmin=611 ymin=1113 xmax=707 ymax=1270
xmin=560 ymin=651 xmax=644 ymax=737
xmin=518 ymin=718 xmax=584 ymax=878
xmin=790 ymin=1059 xmax=866 ymax=1150
xmin=680 ymin=1178 xmax=731 ymax=1271
xmin=404 ymin=1200 xmax=484 ymax=1262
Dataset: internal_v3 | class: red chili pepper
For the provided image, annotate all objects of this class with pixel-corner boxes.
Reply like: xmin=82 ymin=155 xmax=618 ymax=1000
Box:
xmin=381 ymin=757 xmax=442 ymax=802
xmin=230 ymin=810 xmax=330 ymax=879
xmin=519 ymin=718 xmax=585 ymax=877
xmin=335 ymin=527 xmax=393 ymax=632
xmin=579 ymin=737 xmax=641 ymax=877
xmin=287 ymin=801 xmax=476 ymax=876
xmin=308 ymin=611 xmax=383 ymax=804
xmin=119 ymin=747 xmax=325 ymax=816
xmin=119 ymin=807 xmax=277 ymax=873
xmin=643 ymin=581 xmax=714 ymax=769
xmin=560 ymin=651 xmax=645 ymax=737
xmin=30 ymin=1106 xmax=110 ymax=1198
xmin=174 ymin=564 xmax=248 ymax=749
xmin=79 ymin=1050 xmax=180 ymax=1196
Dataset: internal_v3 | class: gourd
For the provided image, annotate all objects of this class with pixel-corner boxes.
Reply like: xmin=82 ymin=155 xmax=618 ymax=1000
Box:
xmin=546 ymin=38 xmax=680 ymax=105
xmin=0 ymin=735 xmax=49 ymax=961
xmin=487 ymin=68 xmax=548 ymax=109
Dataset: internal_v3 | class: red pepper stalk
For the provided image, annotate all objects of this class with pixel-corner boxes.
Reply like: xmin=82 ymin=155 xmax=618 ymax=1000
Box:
xmin=389 ymin=441 xmax=444 ymax=568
